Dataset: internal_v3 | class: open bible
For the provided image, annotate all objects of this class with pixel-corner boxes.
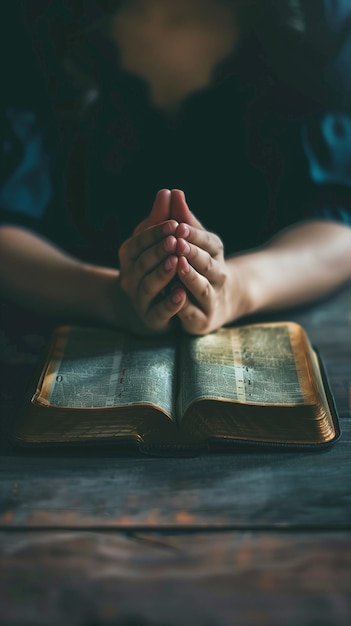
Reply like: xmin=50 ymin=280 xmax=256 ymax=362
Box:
xmin=11 ymin=321 xmax=340 ymax=455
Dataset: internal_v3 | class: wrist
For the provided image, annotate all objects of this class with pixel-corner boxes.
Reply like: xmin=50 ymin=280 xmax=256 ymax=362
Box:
xmin=78 ymin=263 xmax=121 ymax=327
xmin=227 ymin=252 xmax=266 ymax=320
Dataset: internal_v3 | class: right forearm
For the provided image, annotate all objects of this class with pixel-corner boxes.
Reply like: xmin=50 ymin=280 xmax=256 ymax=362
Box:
xmin=0 ymin=226 xmax=119 ymax=324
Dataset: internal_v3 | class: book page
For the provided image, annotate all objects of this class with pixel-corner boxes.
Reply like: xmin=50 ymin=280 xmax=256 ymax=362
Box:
xmin=178 ymin=324 xmax=307 ymax=416
xmin=36 ymin=327 xmax=176 ymax=417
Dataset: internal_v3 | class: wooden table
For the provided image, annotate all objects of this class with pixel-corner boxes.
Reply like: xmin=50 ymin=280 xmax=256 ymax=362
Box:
xmin=1 ymin=285 xmax=351 ymax=626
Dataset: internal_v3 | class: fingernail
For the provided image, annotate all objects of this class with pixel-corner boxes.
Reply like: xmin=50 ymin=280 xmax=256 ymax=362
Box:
xmin=162 ymin=220 xmax=178 ymax=235
xmin=180 ymin=257 xmax=190 ymax=274
xmin=181 ymin=224 xmax=190 ymax=238
xmin=164 ymin=256 xmax=176 ymax=271
xmin=171 ymin=289 xmax=183 ymax=304
xmin=163 ymin=235 xmax=176 ymax=252
xmin=157 ymin=188 xmax=170 ymax=198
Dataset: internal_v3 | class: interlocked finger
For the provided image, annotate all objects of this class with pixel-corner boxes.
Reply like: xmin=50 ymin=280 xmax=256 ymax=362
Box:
xmin=177 ymin=256 xmax=215 ymax=315
xmin=175 ymin=223 xmax=224 ymax=259
xmin=176 ymin=238 xmax=221 ymax=285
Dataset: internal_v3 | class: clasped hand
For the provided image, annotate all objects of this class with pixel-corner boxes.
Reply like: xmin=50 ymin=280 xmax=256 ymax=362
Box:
xmin=118 ymin=189 xmax=238 ymax=335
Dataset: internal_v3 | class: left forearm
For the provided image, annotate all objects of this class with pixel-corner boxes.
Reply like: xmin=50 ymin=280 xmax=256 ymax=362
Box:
xmin=228 ymin=220 xmax=351 ymax=318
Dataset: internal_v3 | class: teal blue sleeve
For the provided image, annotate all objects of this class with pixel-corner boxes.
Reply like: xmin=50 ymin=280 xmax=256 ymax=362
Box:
xmin=0 ymin=108 xmax=52 ymax=229
xmin=301 ymin=0 xmax=351 ymax=226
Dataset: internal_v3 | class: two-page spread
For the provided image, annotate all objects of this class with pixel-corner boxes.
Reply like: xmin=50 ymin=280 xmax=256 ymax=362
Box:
xmin=11 ymin=321 xmax=340 ymax=455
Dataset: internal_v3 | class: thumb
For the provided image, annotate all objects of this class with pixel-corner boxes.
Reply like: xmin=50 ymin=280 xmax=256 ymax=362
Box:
xmin=170 ymin=189 xmax=204 ymax=229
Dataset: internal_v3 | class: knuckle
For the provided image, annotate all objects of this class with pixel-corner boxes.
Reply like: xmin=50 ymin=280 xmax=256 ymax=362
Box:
xmin=201 ymin=283 xmax=210 ymax=299
xmin=218 ymin=270 xmax=227 ymax=286
xmin=184 ymin=311 xmax=196 ymax=325
xmin=212 ymin=267 xmax=227 ymax=289
xmin=205 ymin=253 xmax=213 ymax=272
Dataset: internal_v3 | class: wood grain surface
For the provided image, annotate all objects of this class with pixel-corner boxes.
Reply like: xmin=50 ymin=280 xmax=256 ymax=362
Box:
xmin=1 ymin=283 xmax=351 ymax=625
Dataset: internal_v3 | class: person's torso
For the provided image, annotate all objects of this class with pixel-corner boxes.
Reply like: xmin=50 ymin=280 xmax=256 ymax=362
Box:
xmin=40 ymin=1 xmax=326 ymax=262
